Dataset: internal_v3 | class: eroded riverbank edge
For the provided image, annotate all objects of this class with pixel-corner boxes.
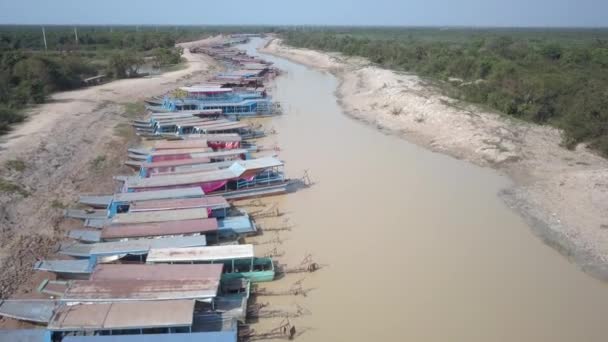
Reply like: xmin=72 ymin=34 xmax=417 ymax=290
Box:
xmin=260 ymin=38 xmax=608 ymax=281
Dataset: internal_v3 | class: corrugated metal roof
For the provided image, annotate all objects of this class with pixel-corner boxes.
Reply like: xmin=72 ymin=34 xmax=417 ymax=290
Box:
xmin=67 ymin=229 xmax=102 ymax=242
xmin=126 ymin=157 xmax=282 ymax=190
xmin=147 ymin=244 xmax=254 ymax=263
xmin=157 ymin=119 xmax=215 ymax=128
xmin=61 ymin=279 xmax=218 ymax=302
xmin=147 ymin=161 xmax=233 ymax=177
xmin=101 ymin=219 xmax=218 ymax=240
xmin=0 ymin=300 xmax=57 ymax=323
xmin=34 ymin=259 xmax=93 ymax=274
xmin=143 ymin=149 xmax=247 ymax=169
xmin=180 ymin=86 xmax=233 ymax=93
xmin=130 ymin=197 xmax=229 ymax=212
xmin=59 ymin=243 xmax=93 ymax=258
xmin=90 ymin=264 xmax=223 ymax=281
xmin=196 ymin=122 xmax=249 ymax=132
xmin=111 ymin=208 xmax=209 ymax=225
xmin=62 ymin=331 xmax=237 ymax=342
xmin=48 ymin=300 xmax=195 ymax=331
xmin=154 ymin=140 xmax=209 ymax=150
xmin=0 ymin=329 xmax=51 ymax=342
xmin=61 ymin=236 xmax=207 ymax=257
xmin=149 ymin=148 xmax=212 ymax=156
xmin=90 ymin=236 xmax=207 ymax=257
xmin=112 ymin=187 xmax=204 ymax=203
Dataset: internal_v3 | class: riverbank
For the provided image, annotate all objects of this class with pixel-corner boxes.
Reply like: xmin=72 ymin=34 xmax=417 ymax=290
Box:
xmin=0 ymin=38 xmax=221 ymax=299
xmin=261 ymin=38 xmax=608 ymax=280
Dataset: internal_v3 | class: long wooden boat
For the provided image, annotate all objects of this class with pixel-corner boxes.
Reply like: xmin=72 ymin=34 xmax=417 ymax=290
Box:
xmin=146 ymin=244 xmax=274 ymax=283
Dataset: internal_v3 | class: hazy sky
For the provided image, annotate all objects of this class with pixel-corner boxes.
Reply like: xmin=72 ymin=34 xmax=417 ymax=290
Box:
xmin=0 ymin=0 xmax=606 ymax=27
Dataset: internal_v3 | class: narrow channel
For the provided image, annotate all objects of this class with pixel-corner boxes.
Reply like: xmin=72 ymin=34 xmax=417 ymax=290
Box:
xmin=241 ymin=38 xmax=608 ymax=342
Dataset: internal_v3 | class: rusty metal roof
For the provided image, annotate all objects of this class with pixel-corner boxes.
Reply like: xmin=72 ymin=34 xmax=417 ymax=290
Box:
xmin=129 ymin=197 xmax=229 ymax=212
xmin=111 ymin=208 xmax=209 ymax=225
xmin=61 ymin=279 xmax=218 ymax=302
xmin=101 ymin=218 xmax=218 ymax=240
xmin=112 ymin=187 xmax=204 ymax=203
xmin=90 ymin=264 xmax=223 ymax=281
xmin=47 ymin=300 xmax=195 ymax=331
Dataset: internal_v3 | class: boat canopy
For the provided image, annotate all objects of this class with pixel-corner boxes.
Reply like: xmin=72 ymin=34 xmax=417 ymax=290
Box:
xmin=179 ymin=86 xmax=233 ymax=93
xmin=34 ymin=259 xmax=93 ymax=275
xmin=101 ymin=219 xmax=218 ymax=240
xmin=47 ymin=300 xmax=195 ymax=331
xmin=90 ymin=264 xmax=223 ymax=282
xmin=0 ymin=329 xmax=51 ymax=342
xmin=154 ymin=140 xmax=209 ymax=150
xmin=125 ymin=157 xmax=283 ymax=190
xmin=147 ymin=244 xmax=255 ymax=264
xmin=68 ymin=229 xmax=102 ymax=242
xmin=62 ymin=331 xmax=237 ymax=342
xmin=111 ymin=208 xmax=209 ymax=225
xmin=142 ymin=149 xmax=247 ymax=169
xmin=129 ymin=197 xmax=229 ymax=212
xmin=60 ymin=235 xmax=207 ymax=258
xmin=149 ymin=148 xmax=212 ymax=156
xmin=112 ymin=187 xmax=205 ymax=203
xmin=59 ymin=279 xmax=218 ymax=302
xmin=0 ymin=300 xmax=57 ymax=323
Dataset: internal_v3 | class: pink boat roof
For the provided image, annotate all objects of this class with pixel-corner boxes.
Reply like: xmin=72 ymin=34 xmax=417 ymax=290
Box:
xmin=129 ymin=197 xmax=230 ymax=212
xmin=90 ymin=264 xmax=223 ymax=282
xmin=143 ymin=149 xmax=247 ymax=169
xmin=126 ymin=157 xmax=283 ymax=190
xmin=101 ymin=218 xmax=218 ymax=239
xmin=154 ymin=140 xmax=209 ymax=150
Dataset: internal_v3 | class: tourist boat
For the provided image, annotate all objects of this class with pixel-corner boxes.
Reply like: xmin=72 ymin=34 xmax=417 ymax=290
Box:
xmin=147 ymin=244 xmax=275 ymax=283
xmin=0 ymin=299 xmax=239 ymax=341
xmin=120 ymin=157 xmax=290 ymax=200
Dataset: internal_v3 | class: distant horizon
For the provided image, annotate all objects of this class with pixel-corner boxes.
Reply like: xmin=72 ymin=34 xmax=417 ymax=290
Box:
xmin=1 ymin=0 xmax=607 ymax=28
xmin=1 ymin=24 xmax=608 ymax=30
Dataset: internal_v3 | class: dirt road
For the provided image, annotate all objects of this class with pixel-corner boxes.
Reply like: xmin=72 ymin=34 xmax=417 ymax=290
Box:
xmin=0 ymin=39 xmax=220 ymax=299
xmin=261 ymin=38 xmax=608 ymax=280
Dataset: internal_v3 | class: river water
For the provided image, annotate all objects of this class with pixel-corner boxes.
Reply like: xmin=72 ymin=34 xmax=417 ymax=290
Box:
xmin=239 ymin=38 xmax=608 ymax=342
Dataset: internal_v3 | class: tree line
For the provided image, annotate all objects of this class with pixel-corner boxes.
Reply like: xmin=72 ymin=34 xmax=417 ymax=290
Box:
xmin=281 ymin=29 xmax=608 ymax=156
xmin=0 ymin=26 xmax=206 ymax=134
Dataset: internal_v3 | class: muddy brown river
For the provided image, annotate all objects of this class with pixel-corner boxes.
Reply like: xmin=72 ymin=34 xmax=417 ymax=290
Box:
xmin=240 ymin=38 xmax=608 ymax=341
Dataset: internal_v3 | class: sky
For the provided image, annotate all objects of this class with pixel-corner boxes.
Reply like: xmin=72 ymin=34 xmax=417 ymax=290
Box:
xmin=0 ymin=0 xmax=606 ymax=27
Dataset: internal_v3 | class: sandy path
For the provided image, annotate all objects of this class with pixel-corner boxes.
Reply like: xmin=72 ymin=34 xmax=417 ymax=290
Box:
xmin=261 ymin=39 xmax=608 ymax=279
xmin=0 ymin=38 xmax=221 ymax=299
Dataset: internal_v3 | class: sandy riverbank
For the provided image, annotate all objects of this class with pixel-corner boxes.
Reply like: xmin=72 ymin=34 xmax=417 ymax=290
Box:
xmin=0 ymin=37 xmax=221 ymax=300
xmin=261 ymin=38 xmax=608 ymax=280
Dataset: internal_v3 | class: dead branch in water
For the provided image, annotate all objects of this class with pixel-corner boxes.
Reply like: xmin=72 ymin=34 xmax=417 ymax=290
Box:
xmin=245 ymin=318 xmax=309 ymax=341
xmin=278 ymin=254 xmax=326 ymax=274
xmin=263 ymin=247 xmax=284 ymax=258
xmin=253 ymin=278 xmax=314 ymax=297
xmin=248 ymin=304 xmax=311 ymax=320
xmin=250 ymin=203 xmax=282 ymax=218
